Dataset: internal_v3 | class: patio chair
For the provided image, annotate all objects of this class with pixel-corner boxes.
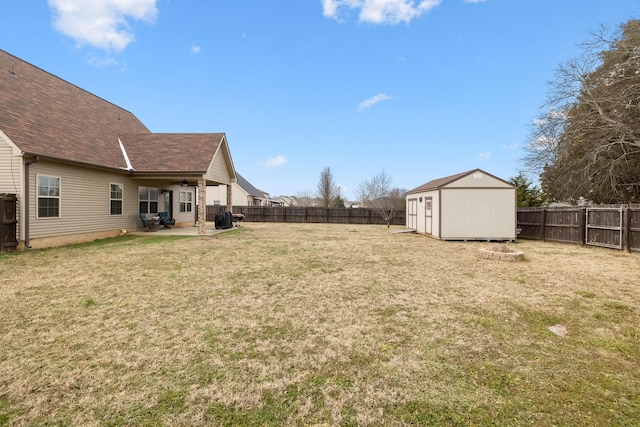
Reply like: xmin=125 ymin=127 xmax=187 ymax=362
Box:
xmin=139 ymin=213 xmax=153 ymax=231
xmin=158 ymin=211 xmax=175 ymax=227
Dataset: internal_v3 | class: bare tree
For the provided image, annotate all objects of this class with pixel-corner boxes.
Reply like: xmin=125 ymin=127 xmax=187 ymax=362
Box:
xmin=358 ymin=170 xmax=406 ymax=227
xmin=317 ymin=167 xmax=338 ymax=207
xmin=522 ymin=109 xmax=567 ymax=176
xmin=524 ymin=20 xmax=640 ymax=203
xmin=295 ymin=189 xmax=316 ymax=207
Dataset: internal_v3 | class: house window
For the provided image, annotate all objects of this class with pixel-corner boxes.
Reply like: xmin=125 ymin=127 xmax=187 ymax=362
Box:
xmin=110 ymin=183 xmax=123 ymax=215
xmin=37 ymin=175 xmax=60 ymax=218
xmin=213 ymin=200 xmax=220 ymax=206
xmin=139 ymin=187 xmax=158 ymax=214
xmin=180 ymin=191 xmax=192 ymax=212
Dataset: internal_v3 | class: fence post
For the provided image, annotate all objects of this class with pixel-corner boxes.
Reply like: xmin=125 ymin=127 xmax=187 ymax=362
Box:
xmin=541 ymin=209 xmax=547 ymax=241
xmin=579 ymin=208 xmax=586 ymax=246
xmin=624 ymin=207 xmax=631 ymax=252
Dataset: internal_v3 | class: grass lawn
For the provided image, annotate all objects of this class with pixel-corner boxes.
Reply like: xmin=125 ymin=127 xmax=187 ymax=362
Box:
xmin=1 ymin=222 xmax=639 ymax=426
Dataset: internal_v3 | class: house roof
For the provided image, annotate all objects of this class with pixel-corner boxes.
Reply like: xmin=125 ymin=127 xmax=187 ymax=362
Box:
xmin=119 ymin=133 xmax=226 ymax=172
xmin=407 ymin=168 xmax=512 ymax=194
xmin=236 ymin=173 xmax=265 ymax=198
xmin=0 ymin=49 xmax=149 ymax=170
xmin=0 ymin=49 xmax=229 ymax=175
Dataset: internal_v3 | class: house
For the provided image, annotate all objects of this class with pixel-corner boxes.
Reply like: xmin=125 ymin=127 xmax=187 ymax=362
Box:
xmin=205 ymin=173 xmax=276 ymax=206
xmin=0 ymin=49 xmax=237 ymax=249
xmin=277 ymin=196 xmax=297 ymax=207
xmin=406 ymin=169 xmax=517 ymax=241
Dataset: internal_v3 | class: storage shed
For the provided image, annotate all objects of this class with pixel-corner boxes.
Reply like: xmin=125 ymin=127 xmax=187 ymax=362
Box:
xmin=406 ymin=169 xmax=517 ymax=241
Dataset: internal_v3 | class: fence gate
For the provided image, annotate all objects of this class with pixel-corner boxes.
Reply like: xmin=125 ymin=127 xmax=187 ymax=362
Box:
xmin=0 ymin=193 xmax=18 ymax=253
xmin=585 ymin=207 xmax=623 ymax=250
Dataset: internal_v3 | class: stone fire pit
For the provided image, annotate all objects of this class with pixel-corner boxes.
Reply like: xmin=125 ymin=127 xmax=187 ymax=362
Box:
xmin=478 ymin=244 xmax=525 ymax=262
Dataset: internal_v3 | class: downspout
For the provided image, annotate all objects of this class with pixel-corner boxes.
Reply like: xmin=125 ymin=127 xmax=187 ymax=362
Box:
xmin=24 ymin=156 xmax=39 ymax=249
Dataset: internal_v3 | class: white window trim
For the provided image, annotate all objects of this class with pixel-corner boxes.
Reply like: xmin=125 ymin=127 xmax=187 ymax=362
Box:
xmin=138 ymin=186 xmax=159 ymax=214
xmin=36 ymin=174 xmax=61 ymax=219
xmin=180 ymin=190 xmax=193 ymax=213
xmin=109 ymin=183 xmax=124 ymax=216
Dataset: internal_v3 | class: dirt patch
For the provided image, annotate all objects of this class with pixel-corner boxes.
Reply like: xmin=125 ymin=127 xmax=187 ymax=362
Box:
xmin=478 ymin=244 xmax=525 ymax=261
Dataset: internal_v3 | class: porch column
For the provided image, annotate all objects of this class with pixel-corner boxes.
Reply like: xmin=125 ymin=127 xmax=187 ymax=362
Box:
xmin=198 ymin=178 xmax=207 ymax=235
xmin=226 ymin=183 xmax=233 ymax=211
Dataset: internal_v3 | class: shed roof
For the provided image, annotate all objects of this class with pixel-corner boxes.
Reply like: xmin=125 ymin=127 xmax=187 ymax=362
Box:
xmin=407 ymin=168 xmax=512 ymax=194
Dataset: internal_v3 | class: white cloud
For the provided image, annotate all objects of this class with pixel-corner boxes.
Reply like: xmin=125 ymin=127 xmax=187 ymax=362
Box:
xmin=262 ymin=155 xmax=288 ymax=168
xmin=464 ymin=0 xmax=487 ymax=3
xmin=86 ymin=53 xmax=118 ymax=68
xmin=190 ymin=45 xmax=201 ymax=54
xmin=477 ymin=152 xmax=491 ymax=159
xmin=502 ymin=144 xmax=518 ymax=150
xmin=48 ymin=0 xmax=158 ymax=52
xmin=323 ymin=0 xmax=441 ymax=25
xmin=358 ymin=93 xmax=393 ymax=111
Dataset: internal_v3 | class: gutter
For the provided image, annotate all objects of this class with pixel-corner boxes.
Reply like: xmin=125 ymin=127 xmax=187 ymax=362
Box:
xmin=24 ymin=155 xmax=39 ymax=248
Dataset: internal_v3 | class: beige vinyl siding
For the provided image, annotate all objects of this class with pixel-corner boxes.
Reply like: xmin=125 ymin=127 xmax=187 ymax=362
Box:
xmin=205 ymin=183 xmax=250 ymax=206
xmin=0 ymin=132 xmax=21 ymax=195
xmin=203 ymin=143 xmax=234 ymax=184
xmin=205 ymin=185 xmax=226 ymax=206
xmin=0 ymin=133 xmax=23 ymax=241
xmin=440 ymin=188 xmax=516 ymax=240
xmin=28 ymin=161 xmax=142 ymax=239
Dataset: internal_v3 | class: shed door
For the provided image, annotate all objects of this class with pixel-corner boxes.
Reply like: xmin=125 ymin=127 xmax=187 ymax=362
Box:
xmin=424 ymin=197 xmax=432 ymax=235
xmin=407 ymin=198 xmax=417 ymax=230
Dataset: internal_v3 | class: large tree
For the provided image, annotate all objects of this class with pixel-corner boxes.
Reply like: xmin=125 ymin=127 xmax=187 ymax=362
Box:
xmin=356 ymin=170 xmax=406 ymax=227
xmin=524 ymin=20 xmax=640 ymax=203
xmin=317 ymin=166 xmax=339 ymax=208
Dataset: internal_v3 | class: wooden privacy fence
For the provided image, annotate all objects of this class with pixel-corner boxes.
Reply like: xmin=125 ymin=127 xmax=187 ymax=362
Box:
xmin=0 ymin=193 xmax=18 ymax=253
xmin=205 ymin=206 xmax=406 ymax=226
xmin=517 ymin=206 xmax=640 ymax=252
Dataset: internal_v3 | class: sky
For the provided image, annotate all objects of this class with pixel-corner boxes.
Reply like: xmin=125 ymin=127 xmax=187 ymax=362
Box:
xmin=1 ymin=1 xmax=639 ymax=200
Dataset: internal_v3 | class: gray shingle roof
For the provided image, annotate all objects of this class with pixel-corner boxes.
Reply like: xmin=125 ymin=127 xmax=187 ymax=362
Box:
xmin=236 ymin=173 xmax=264 ymax=197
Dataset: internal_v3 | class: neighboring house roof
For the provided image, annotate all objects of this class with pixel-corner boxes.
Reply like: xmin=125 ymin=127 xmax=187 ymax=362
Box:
xmin=236 ymin=173 xmax=265 ymax=198
xmin=0 ymin=49 xmax=228 ymax=175
xmin=407 ymin=168 xmax=513 ymax=194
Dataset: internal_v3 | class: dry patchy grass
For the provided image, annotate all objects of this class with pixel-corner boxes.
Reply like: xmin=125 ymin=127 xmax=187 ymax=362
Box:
xmin=1 ymin=223 xmax=639 ymax=426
